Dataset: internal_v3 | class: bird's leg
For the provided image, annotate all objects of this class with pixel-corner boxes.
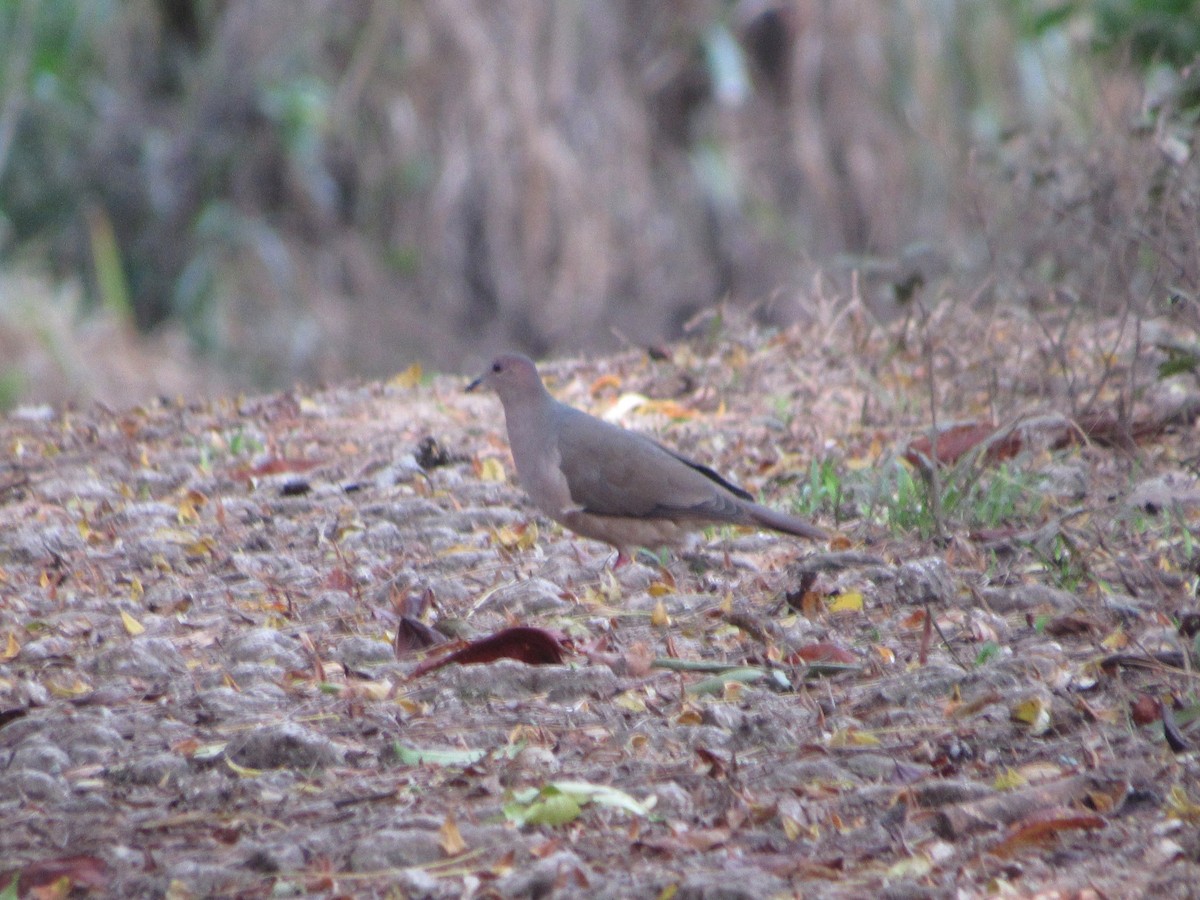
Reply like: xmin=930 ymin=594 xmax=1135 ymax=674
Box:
xmin=611 ymin=549 xmax=632 ymax=569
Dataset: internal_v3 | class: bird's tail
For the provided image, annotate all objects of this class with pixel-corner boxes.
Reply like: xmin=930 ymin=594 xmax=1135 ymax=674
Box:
xmin=744 ymin=502 xmax=828 ymax=541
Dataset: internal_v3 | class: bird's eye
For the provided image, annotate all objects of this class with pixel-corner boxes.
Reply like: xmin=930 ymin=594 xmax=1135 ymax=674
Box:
xmin=492 ymin=362 xmax=502 ymax=373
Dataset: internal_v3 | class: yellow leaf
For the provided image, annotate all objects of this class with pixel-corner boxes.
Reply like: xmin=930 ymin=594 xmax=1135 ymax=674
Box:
xmin=183 ymin=537 xmax=217 ymax=558
xmin=225 ymin=757 xmax=264 ymax=778
xmin=827 ymin=591 xmax=864 ymax=613
xmin=130 ymin=576 xmax=144 ymax=603
xmin=651 ymin=598 xmax=670 ymax=627
xmin=1011 ymin=696 xmax=1051 ymax=735
xmin=993 ymin=768 xmax=1027 ymax=791
xmin=886 ymin=855 xmax=932 ymax=879
xmin=390 ymin=362 xmax=423 ymax=389
xmin=674 ymin=707 xmax=703 ymax=726
xmin=781 ymin=814 xmax=803 ymax=841
xmin=829 ymin=728 xmax=880 ymax=747
xmin=2 ymin=631 xmax=20 ymax=661
xmin=477 ymin=457 xmax=507 ymax=483
xmin=358 ymin=681 xmax=393 ymax=701
xmin=177 ymin=490 xmax=207 ymax=525
xmin=599 ymin=569 xmax=623 ymax=603
xmin=121 ymin=610 xmax=146 ymax=636
xmin=848 ymin=729 xmax=880 ymax=746
xmin=47 ymin=676 xmax=92 ymax=698
xmin=395 ymin=697 xmax=427 ymax=716
xmin=1165 ymin=785 xmax=1200 ymax=823
xmin=874 ymin=645 xmax=895 ymax=664
xmin=439 ymin=814 xmax=467 ymax=856
xmin=647 ymin=580 xmax=673 ymax=597
xmin=493 ymin=522 xmax=538 ymax=551
xmin=614 ymin=690 xmax=648 ymax=713
xmin=436 ymin=543 xmax=478 ymax=557
xmin=1100 ymin=627 xmax=1128 ymax=650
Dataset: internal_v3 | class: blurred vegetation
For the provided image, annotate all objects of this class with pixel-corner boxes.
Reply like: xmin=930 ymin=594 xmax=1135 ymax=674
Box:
xmin=0 ymin=0 xmax=1197 ymax=404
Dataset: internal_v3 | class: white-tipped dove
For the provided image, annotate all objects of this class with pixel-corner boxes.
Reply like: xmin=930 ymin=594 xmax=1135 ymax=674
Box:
xmin=467 ymin=353 xmax=826 ymax=564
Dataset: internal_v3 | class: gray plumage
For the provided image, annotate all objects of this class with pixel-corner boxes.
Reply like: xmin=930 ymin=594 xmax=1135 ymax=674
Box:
xmin=467 ymin=353 xmax=826 ymax=561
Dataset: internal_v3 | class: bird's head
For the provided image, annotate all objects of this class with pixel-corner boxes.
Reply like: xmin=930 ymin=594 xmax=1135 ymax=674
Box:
xmin=466 ymin=353 xmax=545 ymax=403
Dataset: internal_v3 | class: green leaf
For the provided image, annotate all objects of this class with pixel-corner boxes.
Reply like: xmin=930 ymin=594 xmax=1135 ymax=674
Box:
xmin=686 ymin=667 xmax=772 ymax=695
xmin=1158 ymin=349 xmax=1200 ymax=379
xmin=503 ymin=780 xmax=652 ymax=827
xmin=393 ymin=744 xmax=487 ymax=767
xmin=510 ymin=792 xmax=583 ymax=827
xmin=974 ymin=641 xmax=1002 ymax=667
xmin=547 ymin=781 xmax=653 ymax=817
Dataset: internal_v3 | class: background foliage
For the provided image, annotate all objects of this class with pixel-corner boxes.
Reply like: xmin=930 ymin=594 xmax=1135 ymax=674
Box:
xmin=0 ymin=0 xmax=1196 ymax=405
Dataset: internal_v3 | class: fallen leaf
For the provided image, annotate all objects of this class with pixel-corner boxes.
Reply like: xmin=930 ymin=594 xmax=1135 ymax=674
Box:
xmin=394 ymin=744 xmax=489 ymax=767
xmin=390 ymin=362 xmax=423 ymax=389
xmin=409 ymin=626 xmax=565 ymax=677
xmin=588 ymin=373 xmax=622 ymax=396
xmin=1011 ymin=696 xmax=1052 ymax=736
xmin=1131 ymin=694 xmax=1160 ymax=726
xmin=990 ymin=806 xmax=1105 ymax=857
xmin=439 ymin=815 xmax=466 ymax=856
xmin=1161 ymin=698 xmax=1190 ymax=752
xmin=904 ymin=422 xmax=1020 ymax=468
xmin=1165 ymin=785 xmax=1200 ymax=823
xmin=827 ymin=592 xmax=864 ymax=614
xmin=2 ymin=856 xmax=107 ymax=896
xmin=120 ymin=610 xmax=145 ymax=636
xmin=225 ymin=757 xmax=265 ymax=778
xmin=394 ymin=616 xmax=443 ymax=656
xmin=475 ymin=457 xmax=507 ymax=483
xmin=791 ymin=642 xmax=857 ymax=665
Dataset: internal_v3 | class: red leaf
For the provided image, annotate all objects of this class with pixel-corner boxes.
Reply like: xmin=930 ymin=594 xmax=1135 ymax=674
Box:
xmin=322 ymin=568 xmax=355 ymax=593
xmin=1130 ymin=694 xmax=1160 ymax=726
xmin=409 ymin=626 xmax=565 ymax=677
xmin=904 ymin=422 xmax=1020 ymax=468
xmin=231 ymin=456 xmax=323 ymax=481
xmin=991 ymin=807 xmax=1106 ymax=857
xmin=791 ymin=642 xmax=857 ymax=665
xmin=3 ymin=856 xmax=108 ymax=895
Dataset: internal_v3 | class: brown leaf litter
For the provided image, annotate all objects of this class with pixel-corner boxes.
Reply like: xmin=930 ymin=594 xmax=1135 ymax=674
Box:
xmin=1 ymin=299 xmax=1200 ymax=897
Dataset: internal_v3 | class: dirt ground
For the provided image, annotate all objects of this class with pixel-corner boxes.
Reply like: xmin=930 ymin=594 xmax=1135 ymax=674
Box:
xmin=2 ymin=297 xmax=1199 ymax=898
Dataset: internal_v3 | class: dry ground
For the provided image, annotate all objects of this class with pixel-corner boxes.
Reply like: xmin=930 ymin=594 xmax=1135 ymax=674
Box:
xmin=2 ymin=296 xmax=1200 ymax=898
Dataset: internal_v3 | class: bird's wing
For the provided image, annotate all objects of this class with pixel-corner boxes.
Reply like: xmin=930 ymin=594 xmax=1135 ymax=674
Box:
xmin=554 ymin=405 xmax=748 ymax=522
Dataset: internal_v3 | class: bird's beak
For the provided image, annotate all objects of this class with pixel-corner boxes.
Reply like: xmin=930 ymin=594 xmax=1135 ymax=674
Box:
xmin=465 ymin=374 xmax=484 ymax=393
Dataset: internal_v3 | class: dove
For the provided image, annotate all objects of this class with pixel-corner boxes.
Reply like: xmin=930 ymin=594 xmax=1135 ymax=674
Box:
xmin=466 ymin=353 xmax=826 ymax=565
